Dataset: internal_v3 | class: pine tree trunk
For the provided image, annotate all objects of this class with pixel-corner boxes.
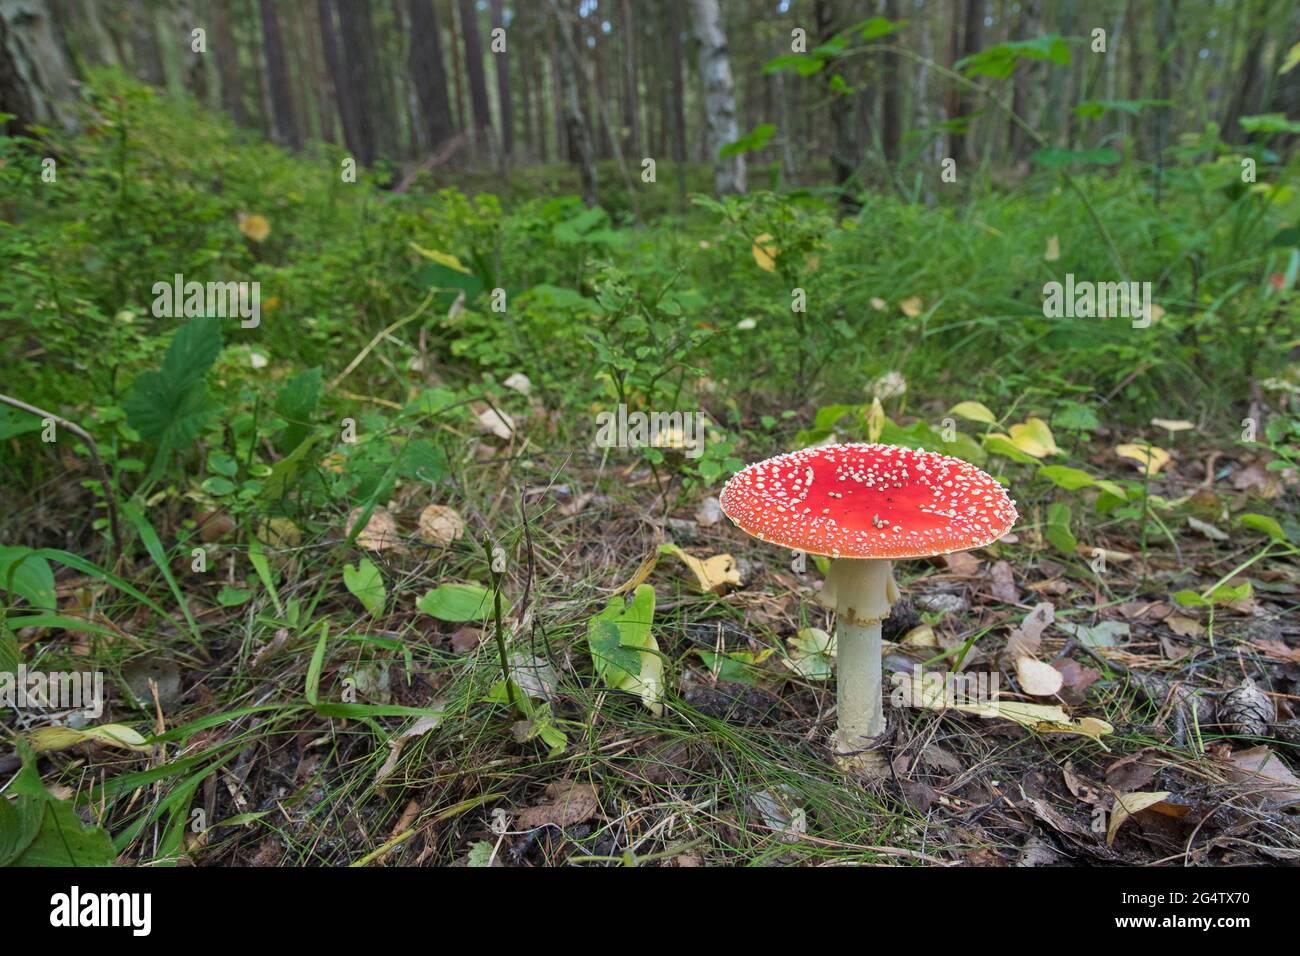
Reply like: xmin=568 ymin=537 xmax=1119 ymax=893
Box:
xmin=548 ymin=0 xmax=596 ymax=205
xmin=456 ymin=0 xmax=491 ymax=149
xmin=409 ymin=0 xmax=455 ymax=150
xmin=258 ymin=0 xmax=300 ymax=149
xmin=490 ymin=0 xmax=512 ymax=160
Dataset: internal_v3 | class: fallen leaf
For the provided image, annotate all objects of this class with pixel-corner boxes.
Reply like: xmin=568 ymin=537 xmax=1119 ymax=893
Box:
xmin=1187 ymin=516 xmax=1228 ymax=541
xmin=989 ymin=560 xmax=1019 ymax=602
xmin=1053 ymin=658 xmax=1100 ymax=700
xmin=1017 ymin=656 xmax=1064 ymax=696
xmin=517 ymin=781 xmax=600 ymax=829
xmin=658 ymin=543 xmax=741 ymax=593
xmin=1151 ymin=418 xmax=1194 ymax=432
xmin=502 ymin=372 xmax=532 ymax=395
xmin=945 ymin=552 xmax=981 ymax=576
xmin=450 ymin=627 xmax=483 ymax=652
xmin=899 ymin=296 xmax=924 ymax=317
xmin=1252 ymin=639 xmax=1300 ymax=665
xmin=785 ymin=627 xmax=835 ymax=680
xmin=348 ymin=506 xmax=402 ymax=552
xmin=477 ymin=407 xmax=515 ymax=440
xmin=1043 ymin=235 xmax=1060 ymax=261
xmin=1056 ymin=620 xmax=1129 ymax=648
xmin=1107 ymin=791 xmax=1178 ymax=846
xmin=1224 ymin=746 xmax=1300 ymax=805
xmin=1116 ymin=443 xmax=1171 ymax=476
xmin=1007 ymin=418 xmax=1060 ymax=457
xmin=694 ymin=496 xmax=723 ymax=527
xmin=374 ymin=711 xmax=444 ymax=784
xmin=895 ymin=672 xmax=1112 ymax=740
xmin=26 ymin=723 xmax=151 ymax=753
xmin=417 ymin=504 xmax=464 ymax=547
xmin=1006 ymin=602 xmax=1055 ymax=660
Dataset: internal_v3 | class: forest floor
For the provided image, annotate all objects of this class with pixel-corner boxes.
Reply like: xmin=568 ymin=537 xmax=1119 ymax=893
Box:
xmin=9 ymin=411 xmax=1300 ymax=867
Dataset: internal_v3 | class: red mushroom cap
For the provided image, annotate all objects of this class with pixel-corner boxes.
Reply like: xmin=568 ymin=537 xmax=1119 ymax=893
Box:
xmin=719 ymin=443 xmax=1017 ymax=559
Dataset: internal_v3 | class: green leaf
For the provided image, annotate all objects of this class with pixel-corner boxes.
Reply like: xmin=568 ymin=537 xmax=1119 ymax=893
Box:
xmin=4 ymin=743 xmax=114 ymax=866
xmin=1238 ymin=513 xmax=1288 ymax=542
xmin=957 ymin=34 xmax=1070 ymax=79
xmin=122 ymin=502 xmax=201 ymax=645
xmin=1239 ymin=113 xmax=1300 ymax=134
xmin=343 ymin=558 xmax=386 ymax=616
xmin=124 ymin=315 xmax=222 ymax=476
xmin=983 ymin=434 xmax=1040 ymax=465
xmin=216 ymin=585 xmax=251 ymax=606
xmin=1038 ymin=465 xmax=1098 ymax=491
xmin=418 ymin=583 xmax=504 ymax=622
xmin=949 ymin=401 xmax=997 ymax=425
xmin=274 ymin=366 xmax=322 ymax=453
xmin=0 ymin=627 xmax=19 ymax=675
xmin=585 ymin=585 xmax=662 ymax=714
xmin=720 ymin=123 xmax=776 ymax=159
xmin=0 ymin=546 xmax=57 ymax=610
xmin=1045 ymin=502 xmax=1077 ymax=555
xmin=762 ymin=53 xmax=827 ymax=77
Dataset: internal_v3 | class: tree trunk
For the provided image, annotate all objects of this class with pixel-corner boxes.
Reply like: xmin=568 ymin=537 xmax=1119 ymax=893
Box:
xmin=211 ymin=0 xmax=247 ymax=126
xmin=319 ymin=0 xmax=363 ymax=155
xmin=456 ymin=0 xmax=491 ymax=149
xmin=408 ymin=0 xmax=455 ymax=150
xmin=950 ymin=0 xmax=983 ymax=161
xmin=1008 ymin=0 xmax=1039 ymax=160
xmin=879 ymin=0 xmax=901 ymax=166
xmin=670 ymin=0 xmax=688 ymax=204
xmin=690 ymin=0 xmax=744 ymax=195
xmin=548 ymin=0 xmax=596 ymax=205
xmin=334 ymin=0 xmax=380 ymax=164
xmin=620 ymin=0 xmax=639 ymax=158
xmin=815 ymin=0 xmax=857 ymax=210
xmin=258 ymin=0 xmax=300 ymax=149
xmin=490 ymin=0 xmax=512 ymax=160
xmin=0 ymin=0 xmax=78 ymax=134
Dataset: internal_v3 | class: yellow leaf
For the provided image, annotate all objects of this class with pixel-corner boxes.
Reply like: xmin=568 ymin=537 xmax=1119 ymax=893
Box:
xmin=1043 ymin=235 xmax=1060 ymax=261
xmin=1282 ymin=41 xmax=1300 ymax=75
xmin=237 ymin=212 xmax=270 ymax=243
xmin=612 ymin=551 xmax=660 ymax=595
xmin=27 ymin=723 xmax=151 ymax=753
xmin=1008 ymin=417 xmax=1060 ymax=457
xmin=1107 ymin=791 xmax=1178 ymax=846
xmin=409 ymin=243 xmax=471 ymax=273
xmin=751 ymin=233 xmax=778 ymax=272
xmin=1016 ymin=656 xmax=1064 ymax=696
xmin=899 ymin=296 xmax=923 ymax=317
xmin=1115 ymin=443 xmax=1171 ymax=476
xmin=865 ymin=397 xmax=886 ymax=442
xmin=659 ymin=543 xmax=741 ymax=593
xmin=949 ymin=401 xmax=997 ymax=425
xmin=895 ymin=672 xmax=1113 ymax=741
xmin=256 ymin=517 xmax=301 ymax=549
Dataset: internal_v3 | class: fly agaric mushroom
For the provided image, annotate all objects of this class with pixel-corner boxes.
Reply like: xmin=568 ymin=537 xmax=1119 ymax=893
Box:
xmin=719 ymin=443 xmax=1017 ymax=773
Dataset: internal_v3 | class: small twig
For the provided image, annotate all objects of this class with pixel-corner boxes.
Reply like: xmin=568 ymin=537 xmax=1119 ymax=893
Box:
xmin=0 ymin=392 xmax=122 ymax=560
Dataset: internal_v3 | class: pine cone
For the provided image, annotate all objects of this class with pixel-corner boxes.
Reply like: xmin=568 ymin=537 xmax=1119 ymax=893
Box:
xmin=1217 ymin=679 xmax=1275 ymax=738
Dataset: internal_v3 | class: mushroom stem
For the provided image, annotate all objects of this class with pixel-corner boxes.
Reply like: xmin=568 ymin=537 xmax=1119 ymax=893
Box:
xmin=822 ymin=558 xmax=899 ymax=760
